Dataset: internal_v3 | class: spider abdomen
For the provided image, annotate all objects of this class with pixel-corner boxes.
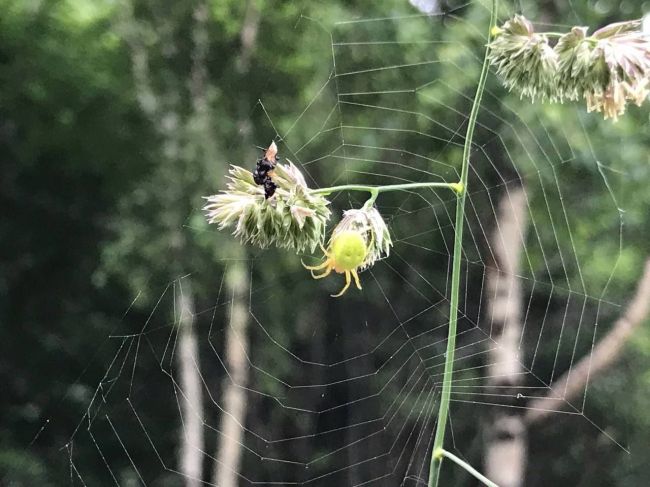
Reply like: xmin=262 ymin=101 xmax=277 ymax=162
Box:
xmin=330 ymin=231 xmax=367 ymax=273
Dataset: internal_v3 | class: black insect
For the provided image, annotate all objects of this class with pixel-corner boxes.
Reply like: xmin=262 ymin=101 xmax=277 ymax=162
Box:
xmin=253 ymin=141 xmax=279 ymax=199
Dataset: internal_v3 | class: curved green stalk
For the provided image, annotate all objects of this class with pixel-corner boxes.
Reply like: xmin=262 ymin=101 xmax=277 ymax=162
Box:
xmin=310 ymin=181 xmax=460 ymax=197
xmin=434 ymin=449 xmax=500 ymax=487
xmin=428 ymin=1 xmax=498 ymax=486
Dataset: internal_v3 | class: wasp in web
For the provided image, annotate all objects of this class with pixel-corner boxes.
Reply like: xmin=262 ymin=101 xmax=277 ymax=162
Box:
xmin=253 ymin=141 xmax=279 ymax=199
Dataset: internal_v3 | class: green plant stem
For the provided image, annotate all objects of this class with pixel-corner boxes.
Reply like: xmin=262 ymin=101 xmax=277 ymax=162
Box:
xmin=312 ymin=182 xmax=460 ymax=211
xmin=428 ymin=1 xmax=498 ymax=486
xmin=310 ymin=181 xmax=459 ymax=197
xmin=434 ymin=449 xmax=500 ymax=487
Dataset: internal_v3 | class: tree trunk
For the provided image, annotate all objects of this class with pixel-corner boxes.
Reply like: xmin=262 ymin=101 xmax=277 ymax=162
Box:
xmin=525 ymin=258 xmax=650 ymax=425
xmin=212 ymin=2 xmax=260 ymax=485
xmin=176 ymin=279 xmax=204 ymax=486
xmin=482 ymin=185 xmax=650 ymax=487
xmin=214 ymin=263 xmax=250 ymax=487
xmin=483 ymin=186 xmax=529 ymax=487
xmin=120 ymin=2 xmax=209 ymax=482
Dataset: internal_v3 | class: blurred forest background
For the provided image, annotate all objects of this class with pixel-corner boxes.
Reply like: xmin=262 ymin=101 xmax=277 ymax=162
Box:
xmin=1 ymin=0 xmax=650 ymax=486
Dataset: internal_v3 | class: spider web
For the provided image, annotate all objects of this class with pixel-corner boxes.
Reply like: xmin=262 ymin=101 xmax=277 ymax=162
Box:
xmin=49 ymin=1 xmax=635 ymax=486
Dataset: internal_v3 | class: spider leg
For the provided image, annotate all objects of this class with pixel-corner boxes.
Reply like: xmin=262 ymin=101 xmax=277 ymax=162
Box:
xmin=302 ymin=259 xmax=329 ymax=271
xmin=351 ymin=269 xmax=362 ymax=290
xmin=311 ymin=266 xmax=332 ymax=280
xmin=331 ymin=271 xmax=351 ymax=298
xmin=319 ymin=242 xmax=329 ymax=255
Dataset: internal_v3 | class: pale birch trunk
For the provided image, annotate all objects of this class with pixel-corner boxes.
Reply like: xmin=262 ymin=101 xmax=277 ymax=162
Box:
xmin=214 ymin=263 xmax=250 ymax=487
xmin=525 ymin=258 xmax=650 ymax=425
xmin=212 ymin=2 xmax=260 ymax=485
xmin=483 ymin=186 xmax=529 ymax=487
xmin=119 ymin=2 xmax=209 ymax=483
xmin=483 ymin=187 xmax=650 ymax=487
xmin=177 ymin=280 xmax=204 ymax=486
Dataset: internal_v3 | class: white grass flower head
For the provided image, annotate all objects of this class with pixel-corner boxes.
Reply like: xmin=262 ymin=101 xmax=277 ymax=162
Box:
xmin=488 ymin=15 xmax=559 ymax=101
xmin=203 ymin=146 xmax=330 ymax=252
xmin=554 ymin=26 xmax=597 ymax=101
xmin=302 ymin=204 xmax=392 ymax=297
xmin=556 ymin=20 xmax=650 ymax=119
xmin=492 ymin=15 xmax=650 ymax=120
xmin=589 ymin=20 xmax=650 ymax=119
